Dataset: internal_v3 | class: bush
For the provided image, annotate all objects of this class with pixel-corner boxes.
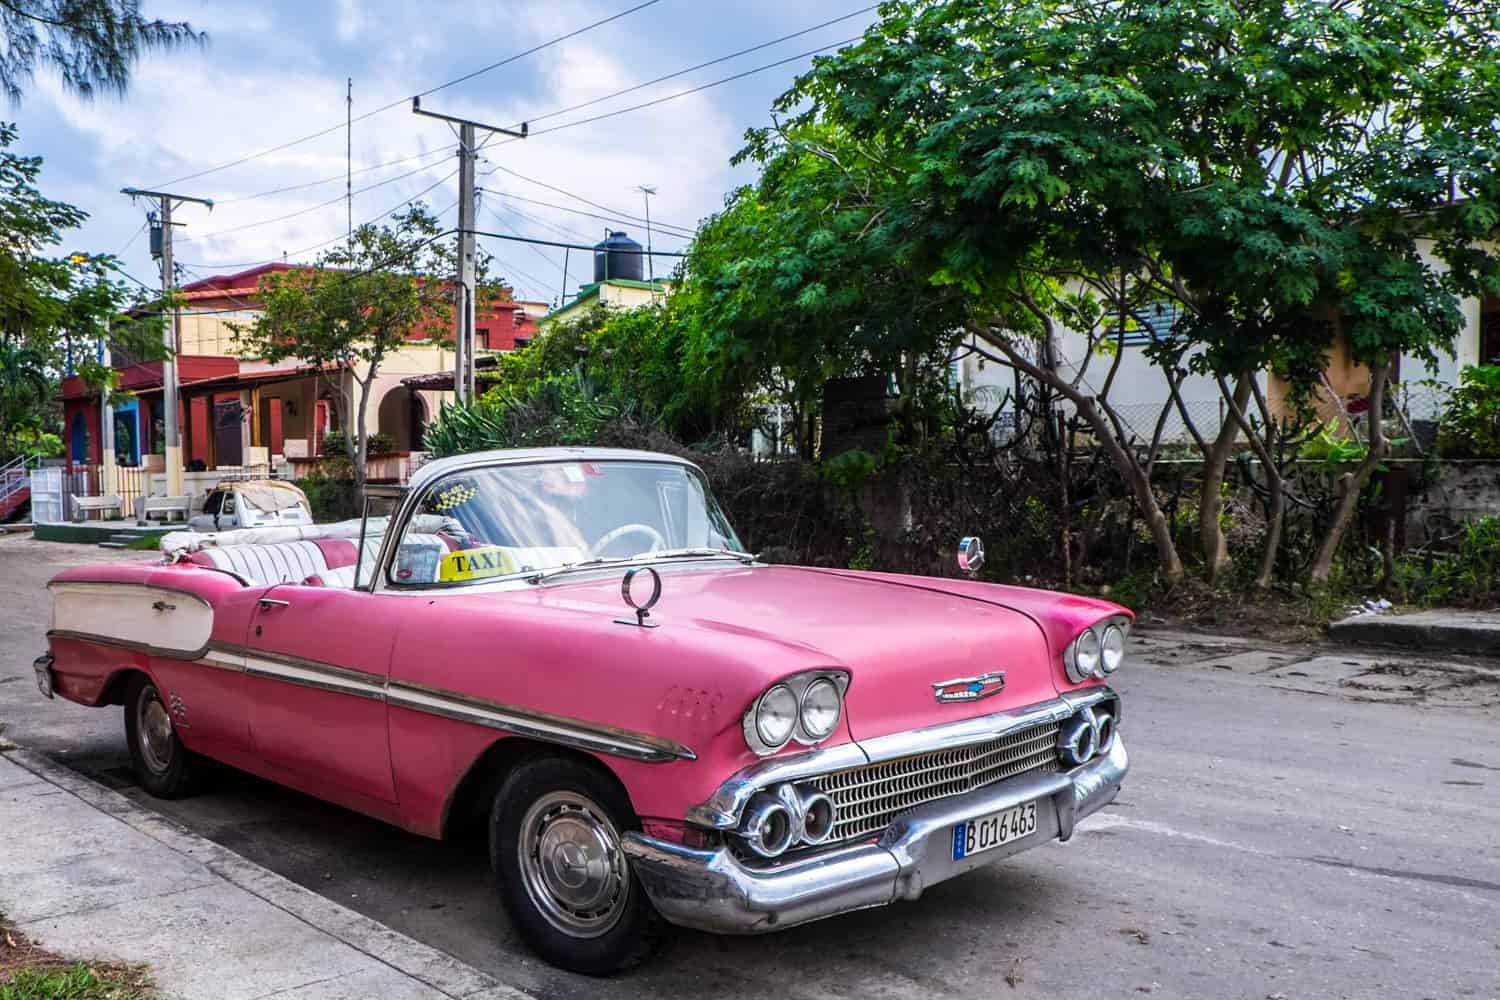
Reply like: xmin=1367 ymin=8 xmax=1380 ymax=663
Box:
xmin=1392 ymin=515 xmax=1500 ymax=608
xmin=297 ymin=473 xmax=358 ymax=522
xmin=366 ymin=432 xmax=396 ymax=455
xmin=1436 ymin=365 xmax=1500 ymax=458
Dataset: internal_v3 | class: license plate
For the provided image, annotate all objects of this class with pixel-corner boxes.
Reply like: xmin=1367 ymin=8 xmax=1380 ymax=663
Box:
xmin=952 ymin=800 xmax=1038 ymax=860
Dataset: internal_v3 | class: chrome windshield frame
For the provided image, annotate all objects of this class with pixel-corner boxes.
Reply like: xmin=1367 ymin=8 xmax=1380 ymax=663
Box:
xmin=368 ymin=450 xmax=743 ymax=595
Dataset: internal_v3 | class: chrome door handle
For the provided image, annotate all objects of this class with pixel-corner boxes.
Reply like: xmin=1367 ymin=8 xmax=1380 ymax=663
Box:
xmin=151 ymin=600 xmax=176 ymax=612
xmin=257 ymin=597 xmax=291 ymax=610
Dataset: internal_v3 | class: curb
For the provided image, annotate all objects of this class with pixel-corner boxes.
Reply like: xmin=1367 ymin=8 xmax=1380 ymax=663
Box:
xmin=3 ymin=748 xmax=533 ymax=1000
xmin=1327 ymin=613 xmax=1500 ymax=660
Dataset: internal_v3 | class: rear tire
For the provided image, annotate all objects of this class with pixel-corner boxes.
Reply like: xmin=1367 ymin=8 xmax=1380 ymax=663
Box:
xmin=123 ymin=675 xmax=204 ymax=799
xmin=490 ymin=756 xmax=662 ymax=975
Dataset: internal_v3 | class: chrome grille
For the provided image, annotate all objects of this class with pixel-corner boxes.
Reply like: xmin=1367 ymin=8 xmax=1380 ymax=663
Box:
xmin=807 ymin=721 xmax=1061 ymax=844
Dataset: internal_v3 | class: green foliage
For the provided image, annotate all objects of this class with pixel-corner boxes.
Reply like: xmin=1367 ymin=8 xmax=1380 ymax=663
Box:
xmin=821 ymin=448 xmax=879 ymax=492
xmin=1299 ymin=421 xmax=1370 ymax=467
xmin=1392 ymin=516 xmax=1500 ymax=608
xmin=0 ymin=122 xmax=158 ymax=460
xmin=123 ymin=531 xmax=164 ymax=551
xmin=0 ymin=962 xmax=155 ymax=999
xmin=0 ymin=1 xmax=203 ymax=102
xmin=295 ymin=474 xmax=358 ymax=522
xmin=234 ymin=205 xmax=455 ymax=486
xmin=1436 ymin=366 xmax=1500 ymax=459
xmin=365 ymin=432 xmax=395 ymax=456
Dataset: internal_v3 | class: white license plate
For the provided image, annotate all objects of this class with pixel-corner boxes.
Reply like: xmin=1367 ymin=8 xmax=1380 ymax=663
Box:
xmin=952 ymin=800 xmax=1038 ymax=860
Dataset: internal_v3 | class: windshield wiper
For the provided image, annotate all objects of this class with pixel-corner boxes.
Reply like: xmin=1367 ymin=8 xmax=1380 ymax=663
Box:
xmin=525 ymin=548 xmax=757 ymax=585
xmin=525 ymin=555 xmax=631 ymax=584
xmin=647 ymin=547 xmax=758 ymax=564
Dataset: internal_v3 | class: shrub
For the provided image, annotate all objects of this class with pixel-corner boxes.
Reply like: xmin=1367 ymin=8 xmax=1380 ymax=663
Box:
xmin=366 ymin=432 xmax=396 ymax=455
xmin=297 ymin=473 xmax=358 ymax=522
xmin=1436 ymin=365 xmax=1500 ymax=459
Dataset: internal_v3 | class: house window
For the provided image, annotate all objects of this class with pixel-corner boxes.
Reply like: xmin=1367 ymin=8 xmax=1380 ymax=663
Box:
xmin=1107 ymin=300 xmax=1184 ymax=347
xmin=476 ymin=327 xmax=490 ymax=350
xmin=1481 ymin=298 xmax=1500 ymax=366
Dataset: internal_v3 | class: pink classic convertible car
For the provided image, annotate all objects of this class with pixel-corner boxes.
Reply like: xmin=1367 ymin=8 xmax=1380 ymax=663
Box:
xmin=35 ymin=448 xmax=1129 ymax=975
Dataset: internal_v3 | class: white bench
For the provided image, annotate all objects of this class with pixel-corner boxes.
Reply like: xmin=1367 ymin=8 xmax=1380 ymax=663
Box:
xmin=71 ymin=494 xmax=123 ymax=522
xmin=135 ymin=494 xmax=192 ymax=526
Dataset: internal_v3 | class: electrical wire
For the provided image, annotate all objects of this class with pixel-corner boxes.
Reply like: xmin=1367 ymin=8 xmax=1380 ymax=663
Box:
xmin=508 ymin=5 xmax=876 ymax=133
xmin=116 ymin=220 xmax=148 ymax=256
xmin=180 ymin=163 xmax=458 ymax=244
xmin=480 ymin=185 xmax=691 ymax=239
xmin=516 ymin=36 xmax=862 ymax=142
xmin=216 ymin=147 xmax=453 ymax=205
xmin=151 ymin=0 xmax=664 ymax=189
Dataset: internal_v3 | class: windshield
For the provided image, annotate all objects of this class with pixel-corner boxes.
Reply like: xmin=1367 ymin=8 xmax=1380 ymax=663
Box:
xmin=385 ymin=459 xmax=744 ymax=587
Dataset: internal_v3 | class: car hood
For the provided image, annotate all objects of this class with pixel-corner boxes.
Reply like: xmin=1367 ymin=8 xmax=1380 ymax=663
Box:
xmin=528 ymin=563 xmax=1060 ymax=740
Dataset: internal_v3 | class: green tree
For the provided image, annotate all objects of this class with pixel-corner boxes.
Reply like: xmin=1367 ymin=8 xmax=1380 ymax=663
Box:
xmin=763 ymin=0 xmax=1500 ymax=585
xmin=234 ymin=205 xmax=457 ymax=497
xmin=679 ymin=120 xmax=968 ymax=456
xmin=0 ymin=0 xmax=203 ymax=101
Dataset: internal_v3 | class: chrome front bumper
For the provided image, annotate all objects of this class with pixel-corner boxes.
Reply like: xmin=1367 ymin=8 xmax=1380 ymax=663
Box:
xmin=622 ymin=735 xmax=1127 ymax=934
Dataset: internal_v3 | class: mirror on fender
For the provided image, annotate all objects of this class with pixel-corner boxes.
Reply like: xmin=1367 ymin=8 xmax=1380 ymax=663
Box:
xmin=957 ymin=536 xmax=985 ymax=576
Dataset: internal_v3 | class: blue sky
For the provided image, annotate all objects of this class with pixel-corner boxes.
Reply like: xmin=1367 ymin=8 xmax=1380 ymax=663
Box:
xmin=14 ymin=0 xmax=880 ymax=305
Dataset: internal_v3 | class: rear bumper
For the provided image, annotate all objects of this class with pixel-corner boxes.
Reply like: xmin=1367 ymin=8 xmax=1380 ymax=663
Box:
xmin=32 ymin=651 xmax=54 ymax=700
xmin=622 ymin=735 xmax=1127 ymax=934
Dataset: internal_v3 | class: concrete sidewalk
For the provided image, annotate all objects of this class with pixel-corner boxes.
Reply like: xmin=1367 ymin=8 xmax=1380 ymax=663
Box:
xmin=0 ymin=749 xmax=528 ymax=1000
xmin=1327 ymin=609 xmax=1500 ymax=657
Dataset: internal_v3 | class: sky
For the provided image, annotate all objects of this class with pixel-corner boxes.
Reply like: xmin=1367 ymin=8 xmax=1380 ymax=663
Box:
xmin=13 ymin=0 xmax=881 ymax=306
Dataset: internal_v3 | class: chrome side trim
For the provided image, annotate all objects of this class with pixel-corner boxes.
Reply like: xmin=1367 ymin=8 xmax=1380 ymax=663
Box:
xmin=203 ymin=642 xmax=696 ymax=763
xmin=386 ymin=680 xmax=696 ymax=763
xmin=46 ymin=629 xmax=211 ymax=662
xmin=689 ymin=687 xmax=1118 ymax=830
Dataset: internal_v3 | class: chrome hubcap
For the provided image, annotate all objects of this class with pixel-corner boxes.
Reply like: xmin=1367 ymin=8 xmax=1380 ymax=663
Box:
xmin=138 ymin=690 xmax=175 ymax=774
xmin=518 ymin=791 xmax=629 ymax=938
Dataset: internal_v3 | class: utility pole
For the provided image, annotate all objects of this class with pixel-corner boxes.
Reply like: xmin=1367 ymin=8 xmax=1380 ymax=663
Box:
xmin=412 ymin=97 xmax=527 ymax=403
xmin=346 ymin=78 xmax=353 ymax=246
xmin=636 ymin=184 xmax=657 ymax=289
xmin=122 ymin=187 xmax=213 ymax=498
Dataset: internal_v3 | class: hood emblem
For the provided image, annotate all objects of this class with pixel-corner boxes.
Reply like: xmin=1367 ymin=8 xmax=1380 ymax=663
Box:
xmin=932 ymin=671 xmax=1006 ymax=703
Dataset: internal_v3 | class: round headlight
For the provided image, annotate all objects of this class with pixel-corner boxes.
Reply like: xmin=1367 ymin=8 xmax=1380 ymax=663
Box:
xmin=755 ymin=684 xmax=798 ymax=748
xmin=1074 ymin=628 xmax=1102 ymax=677
xmin=799 ymin=678 xmax=841 ymax=741
xmin=1100 ymin=624 xmax=1125 ymax=674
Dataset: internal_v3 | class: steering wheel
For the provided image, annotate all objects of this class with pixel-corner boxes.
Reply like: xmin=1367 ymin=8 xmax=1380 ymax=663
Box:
xmin=590 ymin=523 xmax=668 ymax=558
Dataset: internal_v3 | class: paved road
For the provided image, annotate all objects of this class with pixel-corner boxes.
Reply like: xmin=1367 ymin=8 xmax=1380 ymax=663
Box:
xmin=3 ymin=534 xmax=1498 ymax=1000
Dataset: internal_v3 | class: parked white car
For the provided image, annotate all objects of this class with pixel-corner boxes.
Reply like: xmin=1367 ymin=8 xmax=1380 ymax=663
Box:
xmin=188 ymin=480 xmax=314 ymax=533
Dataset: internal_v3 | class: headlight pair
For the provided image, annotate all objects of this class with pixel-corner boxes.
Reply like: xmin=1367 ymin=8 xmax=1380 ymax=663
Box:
xmin=743 ymin=671 xmax=848 ymax=756
xmin=1064 ymin=616 xmax=1129 ymax=683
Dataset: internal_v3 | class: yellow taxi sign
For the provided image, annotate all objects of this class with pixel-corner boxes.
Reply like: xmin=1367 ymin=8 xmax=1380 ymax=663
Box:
xmin=438 ymin=546 xmax=517 ymax=582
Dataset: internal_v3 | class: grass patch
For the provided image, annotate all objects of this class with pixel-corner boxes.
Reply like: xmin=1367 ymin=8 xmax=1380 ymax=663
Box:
xmin=122 ymin=534 xmax=164 ymax=552
xmin=0 ymin=916 xmax=156 ymax=1000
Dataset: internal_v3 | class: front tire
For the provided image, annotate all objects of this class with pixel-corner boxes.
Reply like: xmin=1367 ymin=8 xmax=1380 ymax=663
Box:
xmin=123 ymin=675 xmax=204 ymax=798
xmin=490 ymin=757 xmax=661 ymax=975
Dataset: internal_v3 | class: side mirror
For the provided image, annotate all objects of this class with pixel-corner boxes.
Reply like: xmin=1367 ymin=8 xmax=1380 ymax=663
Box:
xmin=957 ymin=536 xmax=985 ymax=576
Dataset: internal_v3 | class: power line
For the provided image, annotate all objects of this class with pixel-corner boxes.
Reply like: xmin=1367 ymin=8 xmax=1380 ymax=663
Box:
xmin=484 ymin=203 xmax=568 ymax=276
xmin=480 ymin=185 xmax=692 ymax=239
xmin=151 ymin=0 xmax=663 ymax=189
xmin=471 ymin=228 xmax=687 ymax=257
xmin=116 ymin=220 xmax=148 ymax=256
xmin=527 ymin=36 xmax=861 ymax=139
xmin=181 ymin=162 xmax=457 ymax=244
xmin=510 ymin=5 xmax=876 ymax=132
xmin=481 ymin=171 xmax=695 ymax=237
xmin=216 ymin=147 xmax=451 ymax=205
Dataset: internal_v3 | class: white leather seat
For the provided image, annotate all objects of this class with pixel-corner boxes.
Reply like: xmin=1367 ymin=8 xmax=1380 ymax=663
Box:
xmin=191 ymin=541 xmax=329 ymax=586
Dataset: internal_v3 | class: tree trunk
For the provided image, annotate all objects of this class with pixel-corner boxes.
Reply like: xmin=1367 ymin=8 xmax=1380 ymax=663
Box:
xmin=1309 ymin=354 xmax=1394 ymax=585
xmin=1199 ymin=374 xmax=1252 ymax=583
xmin=1256 ymin=473 xmax=1285 ymax=590
xmin=969 ymin=322 xmax=1184 ymax=581
xmin=351 ymin=374 xmax=373 ymax=501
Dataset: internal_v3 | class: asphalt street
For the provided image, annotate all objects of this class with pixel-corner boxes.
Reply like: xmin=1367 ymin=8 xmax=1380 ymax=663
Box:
xmin=3 ymin=534 xmax=1498 ymax=1000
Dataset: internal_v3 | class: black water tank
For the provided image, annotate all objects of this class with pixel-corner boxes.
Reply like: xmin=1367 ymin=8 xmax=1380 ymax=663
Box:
xmin=593 ymin=231 xmax=644 ymax=283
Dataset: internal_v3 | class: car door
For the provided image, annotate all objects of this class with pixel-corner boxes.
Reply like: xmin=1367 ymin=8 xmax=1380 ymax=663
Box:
xmin=242 ymin=584 xmax=398 ymax=803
